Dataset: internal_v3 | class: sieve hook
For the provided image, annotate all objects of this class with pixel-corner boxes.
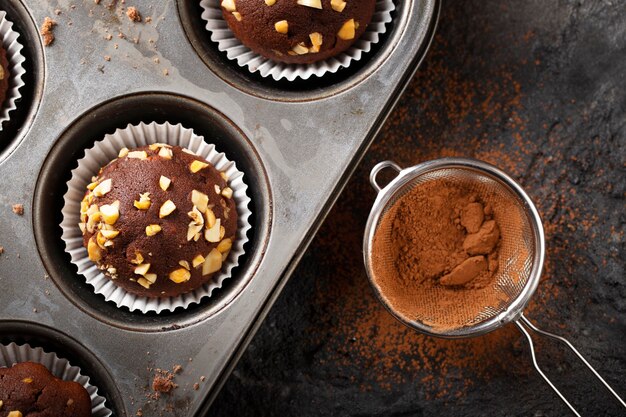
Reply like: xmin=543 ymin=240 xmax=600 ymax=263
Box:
xmin=370 ymin=161 xmax=402 ymax=192
xmin=515 ymin=313 xmax=626 ymax=416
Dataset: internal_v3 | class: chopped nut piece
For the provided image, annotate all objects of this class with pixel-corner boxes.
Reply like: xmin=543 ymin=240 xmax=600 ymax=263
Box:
xmin=22 ymin=377 xmax=33 ymax=383
xmin=118 ymin=147 xmax=130 ymax=158
xmin=330 ymin=0 xmax=346 ymax=12
xmin=188 ymin=206 xmax=204 ymax=226
xmin=338 ymin=19 xmax=356 ymax=40
xmin=187 ymin=223 xmax=204 ymax=241
xmin=144 ymin=273 xmax=157 ymax=284
xmin=191 ymin=190 xmax=209 ymax=213
xmin=190 ymin=160 xmax=209 ymax=173
xmin=93 ymin=178 xmax=112 ymax=197
xmin=232 ymin=11 xmax=242 ymax=21
xmin=127 ymin=151 xmax=148 ymax=160
xmin=88 ymin=237 xmax=102 ymax=262
xmin=134 ymin=263 xmax=151 ymax=276
xmin=292 ymin=42 xmax=309 ymax=55
xmin=134 ymin=192 xmax=151 ymax=210
xmin=100 ymin=203 xmax=120 ymax=225
xmin=205 ymin=219 xmax=221 ymax=243
xmin=309 ymin=32 xmax=323 ymax=52
xmin=221 ymin=0 xmax=237 ymax=12
xmin=96 ymin=231 xmax=108 ymax=249
xmin=265 ymin=0 xmax=276 ymax=4
xmin=146 ymin=224 xmax=162 ymax=236
xmin=192 ymin=254 xmax=205 ymax=268
xmin=220 ymin=172 xmax=229 ymax=181
xmin=137 ymin=277 xmax=151 ymax=289
xmin=214 ymin=185 xmax=221 ymax=194
xmin=179 ymin=260 xmax=191 ymax=270
xmin=8 ymin=411 xmax=23 ymax=417
xmin=87 ymin=181 xmax=99 ymax=191
xmin=202 ymin=249 xmax=223 ymax=275
xmin=158 ymin=147 xmax=173 ymax=159
xmin=217 ymin=238 xmax=232 ymax=254
xmin=100 ymin=229 xmax=119 ymax=239
xmin=159 ymin=200 xmax=177 ymax=218
xmin=275 ymin=20 xmax=288 ymax=34
xmin=131 ymin=252 xmax=144 ymax=265
xmin=297 ymin=0 xmax=322 ymax=9
xmin=221 ymin=187 xmax=233 ymax=199
xmin=205 ymin=208 xmax=217 ymax=228
xmin=159 ymin=176 xmax=172 ymax=191
xmin=169 ymin=268 xmax=191 ymax=283
xmin=12 ymin=204 xmax=24 ymax=215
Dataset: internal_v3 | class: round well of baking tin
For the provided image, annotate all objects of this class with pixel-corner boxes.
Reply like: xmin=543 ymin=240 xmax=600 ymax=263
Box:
xmin=177 ymin=0 xmax=439 ymax=101
xmin=0 ymin=320 xmax=124 ymax=416
xmin=0 ymin=0 xmax=45 ymax=162
xmin=33 ymin=92 xmax=272 ymax=332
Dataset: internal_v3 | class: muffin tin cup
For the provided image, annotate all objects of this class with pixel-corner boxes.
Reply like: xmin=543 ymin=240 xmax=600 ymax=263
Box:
xmin=0 ymin=11 xmax=26 ymax=130
xmin=0 ymin=342 xmax=112 ymax=417
xmin=199 ymin=0 xmax=395 ymax=81
xmin=60 ymin=121 xmax=252 ymax=314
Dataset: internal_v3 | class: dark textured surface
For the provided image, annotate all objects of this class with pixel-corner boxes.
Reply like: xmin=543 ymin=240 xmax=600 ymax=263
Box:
xmin=212 ymin=1 xmax=626 ymax=416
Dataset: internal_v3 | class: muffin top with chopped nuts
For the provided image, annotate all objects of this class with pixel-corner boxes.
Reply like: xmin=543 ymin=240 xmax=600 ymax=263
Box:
xmin=220 ymin=0 xmax=376 ymax=64
xmin=80 ymin=144 xmax=238 ymax=298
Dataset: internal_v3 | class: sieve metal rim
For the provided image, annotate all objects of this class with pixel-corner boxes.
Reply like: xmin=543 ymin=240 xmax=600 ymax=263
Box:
xmin=363 ymin=158 xmax=546 ymax=339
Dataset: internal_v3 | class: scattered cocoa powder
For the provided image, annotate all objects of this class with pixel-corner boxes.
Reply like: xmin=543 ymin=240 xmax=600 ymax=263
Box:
xmin=40 ymin=17 xmax=57 ymax=46
xmin=12 ymin=204 xmax=24 ymax=215
xmin=371 ymin=176 xmax=528 ymax=332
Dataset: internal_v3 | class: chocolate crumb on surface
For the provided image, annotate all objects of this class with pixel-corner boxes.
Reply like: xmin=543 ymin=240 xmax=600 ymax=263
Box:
xmin=40 ymin=17 xmax=57 ymax=46
xmin=0 ymin=246 xmax=4 ymax=256
xmin=12 ymin=204 xmax=24 ymax=215
xmin=126 ymin=6 xmax=142 ymax=22
xmin=172 ymin=365 xmax=183 ymax=374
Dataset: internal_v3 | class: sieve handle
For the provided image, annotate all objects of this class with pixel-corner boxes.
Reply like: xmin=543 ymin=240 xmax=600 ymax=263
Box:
xmin=370 ymin=161 xmax=402 ymax=192
xmin=515 ymin=314 xmax=626 ymax=416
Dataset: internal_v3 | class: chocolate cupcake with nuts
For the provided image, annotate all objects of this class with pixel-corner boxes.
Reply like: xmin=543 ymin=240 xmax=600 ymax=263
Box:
xmin=80 ymin=144 xmax=238 ymax=298
xmin=220 ymin=0 xmax=376 ymax=64
xmin=200 ymin=0 xmax=394 ymax=80
xmin=0 ymin=362 xmax=92 ymax=417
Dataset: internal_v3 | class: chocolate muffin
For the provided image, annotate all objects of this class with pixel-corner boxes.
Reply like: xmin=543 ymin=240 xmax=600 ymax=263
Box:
xmin=220 ymin=0 xmax=377 ymax=64
xmin=80 ymin=144 xmax=238 ymax=298
xmin=0 ymin=362 xmax=91 ymax=417
xmin=0 ymin=43 xmax=9 ymax=107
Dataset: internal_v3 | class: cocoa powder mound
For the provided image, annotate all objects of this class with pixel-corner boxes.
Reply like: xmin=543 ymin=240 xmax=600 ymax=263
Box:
xmin=371 ymin=176 xmax=528 ymax=332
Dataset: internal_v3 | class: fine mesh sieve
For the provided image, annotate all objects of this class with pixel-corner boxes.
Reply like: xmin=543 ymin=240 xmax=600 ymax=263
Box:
xmin=363 ymin=158 xmax=626 ymax=416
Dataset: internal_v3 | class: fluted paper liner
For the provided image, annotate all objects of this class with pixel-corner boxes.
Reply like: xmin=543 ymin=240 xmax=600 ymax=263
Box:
xmin=0 ymin=11 xmax=26 ymax=129
xmin=0 ymin=343 xmax=112 ymax=417
xmin=61 ymin=122 xmax=252 ymax=314
xmin=200 ymin=0 xmax=395 ymax=81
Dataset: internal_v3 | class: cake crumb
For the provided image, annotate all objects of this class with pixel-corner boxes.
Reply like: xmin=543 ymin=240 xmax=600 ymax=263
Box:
xmin=200 ymin=375 xmax=206 ymax=382
xmin=12 ymin=204 xmax=24 ymax=215
xmin=126 ymin=6 xmax=141 ymax=22
xmin=162 ymin=68 xmax=169 ymax=76
xmin=193 ymin=383 xmax=199 ymax=390
xmin=105 ymin=34 xmax=113 ymax=40
xmin=40 ymin=17 xmax=57 ymax=46
xmin=54 ymin=9 xmax=62 ymax=15
xmin=135 ymin=409 xmax=143 ymax=417
xmin=145 ymin=16 xmax=152 ymax=23
xmin=104 ymin=55 xmax=111 ymax=61
xmin=0 ymin=246 xmax=4 ymax=256
xmin=172 ymin=365 xmax=182 ymax=374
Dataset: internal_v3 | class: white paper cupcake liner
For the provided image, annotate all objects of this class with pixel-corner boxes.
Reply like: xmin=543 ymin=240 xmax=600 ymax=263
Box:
xmin=0 ymin=11 xmax=26 ymax=130
xmin=60 ymin=121 xmax=252 ymax=314
xmin=200 ymin=0 xmax=395 ymax=81
xmin=0 ymin=342 xmax=112 ymax=417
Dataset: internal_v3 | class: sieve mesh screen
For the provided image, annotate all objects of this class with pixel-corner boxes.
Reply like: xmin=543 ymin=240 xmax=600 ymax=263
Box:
xmin=368 ymin=167 xmax=537 ymax=335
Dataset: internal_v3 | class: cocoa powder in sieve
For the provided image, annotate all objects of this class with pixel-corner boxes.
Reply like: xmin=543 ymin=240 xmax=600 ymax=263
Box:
xmin=371 ymin=176 xmax=519 ymax=331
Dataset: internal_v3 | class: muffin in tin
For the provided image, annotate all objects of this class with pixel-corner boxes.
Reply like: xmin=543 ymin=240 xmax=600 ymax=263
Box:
xmin=0 ymin=362 xmax=92 ymax=417
xmin=80 ymin=144 xmax=238 ymax=298
xmin=220 ymin=0 xmax=377 ymax=64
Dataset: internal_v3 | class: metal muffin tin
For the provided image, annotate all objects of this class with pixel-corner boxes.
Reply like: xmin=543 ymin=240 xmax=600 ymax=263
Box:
xmin=0 ymin=1 xmax=439 ymax=415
